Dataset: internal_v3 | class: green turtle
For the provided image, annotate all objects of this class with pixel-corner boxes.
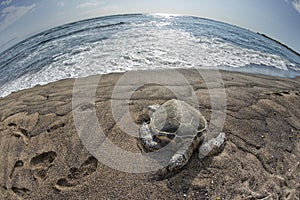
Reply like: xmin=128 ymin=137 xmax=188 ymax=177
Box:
xmin=139 ymin=99 xmax=225 ymax=172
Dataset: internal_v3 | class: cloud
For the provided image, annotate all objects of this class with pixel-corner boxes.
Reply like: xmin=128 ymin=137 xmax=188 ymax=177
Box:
xmin=76 ymin=1 xmax=104 ymax=9
xmin=0 ymin=4 xmax=36 ymax=32
xmin=57 ymin=2 xmax=65 ymax=7
xmin=292 ymin=0 xmax=300 ymax=13
xmin=1 ymin=0 xmax=13 ymax=6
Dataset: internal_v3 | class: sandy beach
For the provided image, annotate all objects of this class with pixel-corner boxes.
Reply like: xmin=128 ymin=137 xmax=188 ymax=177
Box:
xmin=0 ymin=69 xmax=299 ymax=199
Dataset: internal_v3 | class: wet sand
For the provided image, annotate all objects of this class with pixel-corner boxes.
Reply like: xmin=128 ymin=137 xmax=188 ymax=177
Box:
xmin=0 ymin=69 xmax=299 ymax=199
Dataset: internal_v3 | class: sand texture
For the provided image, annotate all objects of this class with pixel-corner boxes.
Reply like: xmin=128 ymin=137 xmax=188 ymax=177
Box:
xmin=0 ymin=69 xmax=299 ymax=199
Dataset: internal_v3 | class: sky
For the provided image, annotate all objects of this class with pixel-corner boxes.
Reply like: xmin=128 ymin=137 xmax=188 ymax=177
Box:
xmin=0 ymin=0 xmax=300 ymax=53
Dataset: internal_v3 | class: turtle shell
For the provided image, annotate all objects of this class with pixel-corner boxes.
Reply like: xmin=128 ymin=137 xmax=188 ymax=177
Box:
xmin=150 ymin=99 xmax=207 ymax=138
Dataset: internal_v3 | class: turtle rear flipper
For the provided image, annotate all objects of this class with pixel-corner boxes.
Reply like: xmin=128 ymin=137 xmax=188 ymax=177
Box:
xmin=148 ymin=104 xmax=161 ymax=117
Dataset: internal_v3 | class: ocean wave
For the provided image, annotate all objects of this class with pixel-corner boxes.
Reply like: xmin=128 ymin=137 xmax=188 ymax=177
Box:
xmin=0 ymin=14 xmax=299 ymax=98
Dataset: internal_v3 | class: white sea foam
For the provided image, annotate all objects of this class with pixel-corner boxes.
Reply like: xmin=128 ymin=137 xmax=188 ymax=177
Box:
xmin=0 ymin=15 xmax=298 ymax=98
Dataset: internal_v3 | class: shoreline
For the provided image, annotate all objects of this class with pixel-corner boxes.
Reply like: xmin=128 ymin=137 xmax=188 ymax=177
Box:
xmin=1 ymin=67 xmax=300 ymax=100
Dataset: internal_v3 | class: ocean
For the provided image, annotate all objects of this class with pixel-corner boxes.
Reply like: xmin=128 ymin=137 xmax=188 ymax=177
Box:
xmin=0 ymin=14 xmax=299 ymax=98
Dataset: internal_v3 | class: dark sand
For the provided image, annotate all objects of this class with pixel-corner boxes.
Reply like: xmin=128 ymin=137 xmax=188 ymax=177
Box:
xmin=0 ymin=69 xmax=299 ymax=199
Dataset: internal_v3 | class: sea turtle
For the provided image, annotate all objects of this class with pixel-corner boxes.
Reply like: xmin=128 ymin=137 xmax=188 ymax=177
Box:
xmin=139 ymin=99 xmax=225 ymax=172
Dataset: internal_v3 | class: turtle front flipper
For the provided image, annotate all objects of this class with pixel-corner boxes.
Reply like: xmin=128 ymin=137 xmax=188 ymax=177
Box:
xmin=139 ymin=122 xmax=160 ymax=151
